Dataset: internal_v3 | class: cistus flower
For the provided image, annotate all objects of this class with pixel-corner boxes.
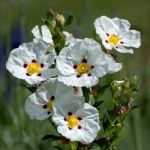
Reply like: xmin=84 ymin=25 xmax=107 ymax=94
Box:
xmin=52 ymin=94 xmax=100 ymax=144
xmin=94 ymin=16 xmax=141 ymax=54
xmin=6 ymin=40 xmax=57 ymax=85
xmin=57 ymin=38 xmax=122 ymax=87
xmin=25 ymin=79 xmax=74 ymax=120
xmin=32 ymin=25 xmax=75 ymax=46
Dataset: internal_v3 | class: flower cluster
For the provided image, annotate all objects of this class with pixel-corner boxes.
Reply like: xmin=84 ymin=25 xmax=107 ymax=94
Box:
xmin=6 ymin=12 xmax=141 ymax=149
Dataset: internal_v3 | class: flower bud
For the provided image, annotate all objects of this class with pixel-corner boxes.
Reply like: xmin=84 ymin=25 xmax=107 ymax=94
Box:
xmin=130 ymin=75 xmax=138 ymax=90
xmin=115 ymin=106 xmax=126 ymax=116
xmin=56 ymin=13 xmax=65 ymax=26
xmin=111 ymin=82 xmax=119 ymax=93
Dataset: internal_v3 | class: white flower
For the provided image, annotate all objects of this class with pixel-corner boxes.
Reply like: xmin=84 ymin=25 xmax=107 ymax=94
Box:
xmin=94 ymin=16 xmax=141 ymax=54
xmin=52 ymin=94 xmax=100 ymax=144
xmin=32 ymin=25 xmax=75 ymax=46
xmin=6 ymin=40 xmax=57 ymax=85
xmin=25 ymin=79 xmax=74 ymax=120
xmin=56 ymin=38 xmax=122 ymax=87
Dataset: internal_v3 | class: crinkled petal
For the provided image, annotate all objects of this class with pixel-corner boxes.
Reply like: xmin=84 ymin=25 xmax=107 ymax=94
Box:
xmin=114 ymin=46 xmax=134 ymax=54
xmin=91 ymin=55 xmax=122 ymax=77
xmin=41 ymin=25 xmax=53 ymax=43
xmin=112 ymin=18 xmax=130 ymax=36
xmin=56 ymin=47 xmax=76 ymax=76
xmin=53 ymin=94 xmax=85 ymax=117
xmin=94 ymin=16 xmax=118 ymax=33
xmin=31 ymin=25 xmax=42 ymax=39
xmin=58 ymin=74 xmax=99 ymax=88
xmin=121 ymin=30 xmax=141 ymax=48
xmin=25 ymin=93 xmax=50 ymax=120
xmin=66 ymin=40 xmax=87 ymax=63
xmin=63 ymin=31 xmax=75 ymax=45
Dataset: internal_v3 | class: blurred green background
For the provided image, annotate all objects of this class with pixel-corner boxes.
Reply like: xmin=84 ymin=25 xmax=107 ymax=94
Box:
xmin=0 ymin=0 xmax=150 ymax=150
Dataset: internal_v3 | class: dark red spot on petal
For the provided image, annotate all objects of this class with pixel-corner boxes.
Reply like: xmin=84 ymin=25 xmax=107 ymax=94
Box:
xmin=106 ymin=33 xmax=109 ymax=36
xmin=32 ymin=59 xmax=36 ymax=63
xmin=23 ymin=64 xmax=28 ymax=68
xmin=105 ymin=40 xmax=108 ymax=43
xmin=64 ymin=118 xmax=66 ymax=121
xmin=91 ymin=65 xmax=94 ymax=69
xmin=26 ymin=73 xmax=30 ymax=76
xmin=88 ymin=73 xmax=91 ymax=76
xmin=120 ymin=41 xmax=124 ymax=44
xmin=76 ymin=75 xmax=81 ymax=78
xmin=41 ymin=63 xmax=44 ymax=68
xmin=116 ymin=46 xmax=118 ymax=49
xmin=73 ymin=65 xmax=77 ymax=69
xmin=82 ymin=59 xmax=87 ymax=63
xmin=43 ymin=105 xmax=47 ymax=109
xmin=69 ymin=127 xmax=72 ymax=130
xmin=78 ymin=117 xmax=82 ymax=121
xmin=51 ymin=96 xmax=55 ymax=100
xmin=68 ymin=112 xmax=72 ymax=116
xmin=78 ymin=125 xmax=82 ymax=129
xmin=37 ymin=73 xmax=41 ymax=76
xmin=47 ymin=111 xmax=51 ymax=115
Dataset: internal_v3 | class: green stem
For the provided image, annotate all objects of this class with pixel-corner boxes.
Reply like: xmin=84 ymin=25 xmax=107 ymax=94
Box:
xmin=70 ymin=142 xmax=78 ymax=150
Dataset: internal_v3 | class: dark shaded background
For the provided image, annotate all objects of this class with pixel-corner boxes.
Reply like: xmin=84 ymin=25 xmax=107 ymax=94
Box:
xmin=0 ymin=0 xmax=150 ymax=150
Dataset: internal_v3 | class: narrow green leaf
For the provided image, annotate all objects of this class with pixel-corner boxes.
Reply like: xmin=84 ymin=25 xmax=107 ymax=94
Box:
xmin=41 ymin=134 xmax=60 ymax=141
xmin=65 ymin=15 xmax=73 ymax=26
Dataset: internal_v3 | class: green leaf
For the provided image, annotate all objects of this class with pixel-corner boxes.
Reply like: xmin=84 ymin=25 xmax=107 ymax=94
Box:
xmin=53 ymin=146 xmax=63 ymax=150
xmin=95 ymin=83 xmax=111 ymax=100
xmin=41 ymin=135 xmax=61 ymax=141
xmin=19 ymin=83 xmax=37 ymax=93
xmin=46 ymin=9 xmax=54 ymax=20
xmin=82 ymin=87 xmax=90 ymax=103
xmin=93 ymin=101 xmax=104 ymax=109
xmin=131 ymin=105 xmax=139 ymax=110
xmin=65 ymin=15 xmax=73 ymax=26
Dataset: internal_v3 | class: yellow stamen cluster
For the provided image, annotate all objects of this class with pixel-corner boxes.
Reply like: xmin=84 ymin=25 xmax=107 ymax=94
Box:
xmin=108 ymin=34 xmax=120 ymax=45
xmin=27 ymin=62 xmax=41 ymax=75
xmin=48 ymin=100 xmax=54 ymax=112
xmin=76 ymin=63 xmax=90 ymax=75
xmin=67 ymin=116 xmax=79 ymax=128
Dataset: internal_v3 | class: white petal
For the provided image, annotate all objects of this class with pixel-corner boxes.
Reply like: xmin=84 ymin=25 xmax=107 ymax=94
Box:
xmin=6 ymin=63 xmax=27 ymax=80
xmin=91 ymin=54 xmax=122 ymax=77
xmin=94 ymin=16 xmax=118 ymax=33
xmin=63 ymin=31 xmax=75 ymax=45
xmin=6 ymin=44 xmax=34 ymax=80
xmin=25 ymin=93 xmax=50 ymax=120
xmin=53 ymin=94 xmax=85 ymax=117
xmin=55 ymin=81 xmax=74 ymax=99
xmin=41 ymin=25 xmax=53 ymax=43
xmin=41 ymin=68 xmax=57 ymax=78
xmin=58 ymin=74 xmax=99 ymax=88
xmin=121 ymin=30 xmax=141 ymax=48
xmin=31 ymin=25 xmax=42 ymax=39
xmin=37 ymin=78 xmax=58 ymax=101
xmin=112 ymin=17 xmax=130 ymax=35
xmin=56 ymin=47 xmax=76 ymax=76
xmin=115 ymin=46 xmax=134 ymax=54
xmin=66 ymin=40 xmax=87 ymax=63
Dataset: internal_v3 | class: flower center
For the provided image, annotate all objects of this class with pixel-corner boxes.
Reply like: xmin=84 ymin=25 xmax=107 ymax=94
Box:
xmin=48 ymin=100 xmax=53 ymax=112
xmin=67 ymin=116 xmax=79 ymax=128
xmin=76 ymin=63 xmax=90 ymax=75
xmin=108 ymin=34 xmax=120 ymax=45
xmin=27 ymin=62 xmax=41 ymax=75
